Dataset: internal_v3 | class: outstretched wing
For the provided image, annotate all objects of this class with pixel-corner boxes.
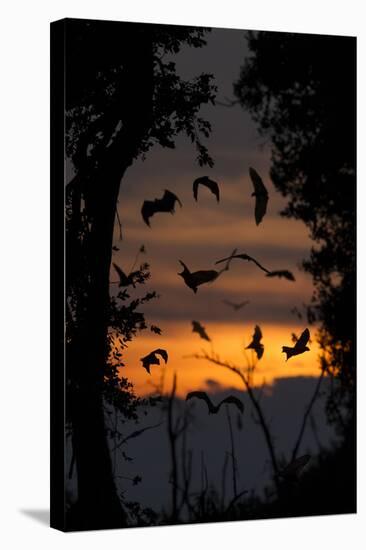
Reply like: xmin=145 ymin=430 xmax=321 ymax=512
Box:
xmin=254 ymin=194 xmax=268 ymax=225
xmin=266 ymin=270 xmax=295 ymax=281
xmin=113 ymin=262 xmax=129 ymax=286
xmin=192 ymin=321 xmax=211 ymax=342
xmin=161 ymin=189 xmax=182 ymax=211
xmin=140 ymin=352 xmax=160 ymax=374
xmin=295 ymin=328 xmax=310 ymax=349
xmin=141 ymin=200 xmax=156 ymax=226
xmin=249 ymin=168 xmax=269 ymax=226
xmin=193 ymin=177 xmax=219 ymax=202
xmin=252 ymin=325 xmax=262 ymax=345
xmin=186 ymin=391 xmax=214 ymax=413
xmin=223 ymin=299 xmax=236 ymax=308
xmin=215 ymin=253 xmax=270 ymax=274
xmin=140 ymin=348 xmax=168 ymax=374
xmin=219 ymin=395 xmax=244 ymax=414
xmin=249 ymin=167 xmax=268 ymax=196
xmin=153 ymin=348 xmax=168 ymax=363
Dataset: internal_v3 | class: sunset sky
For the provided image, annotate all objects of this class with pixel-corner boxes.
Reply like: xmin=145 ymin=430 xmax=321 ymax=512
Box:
xmin=110 ymin=27 xmax=321 ymax=397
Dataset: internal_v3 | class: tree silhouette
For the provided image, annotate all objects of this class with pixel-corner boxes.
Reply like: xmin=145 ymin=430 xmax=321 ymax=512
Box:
xmin=233 ymin=31 xmax=356 ymax=430
xmin=63 ymin=19 xmax=216 ymax=529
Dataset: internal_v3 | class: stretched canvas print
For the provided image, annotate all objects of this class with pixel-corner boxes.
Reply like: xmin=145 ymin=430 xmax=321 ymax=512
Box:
xmin=50 ymin=18 xmax=356 ymax=531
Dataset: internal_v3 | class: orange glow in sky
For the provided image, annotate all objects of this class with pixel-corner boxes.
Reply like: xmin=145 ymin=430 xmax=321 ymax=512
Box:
xmin=121 ymin=321 xmax=321 ymax=398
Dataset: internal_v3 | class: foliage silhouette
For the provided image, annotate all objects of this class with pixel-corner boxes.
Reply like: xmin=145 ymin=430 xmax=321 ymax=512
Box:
xmin=234 ymin=30 xmax=356 ymax=430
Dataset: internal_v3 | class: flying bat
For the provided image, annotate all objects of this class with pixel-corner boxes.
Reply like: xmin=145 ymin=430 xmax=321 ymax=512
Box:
xmin=178 ymin=260 xmax=220 ymax=293
xmin=266 ymin=270 xmax=295 ymax=281
xmin=282 ymin=328 xmax=310 ymax=361
xmin=113 ymin=262 xmax=140 ymax=287
xmin=216 ymin=252 xmax=270 ymax=275
xmin=192 ymin=320 xmax=211 ymax=342
xmin=223 ymin=299 xmax=250 ymax=311
xmin=140 ymin=348 xmax=168 ymax=374
xmin=249 ymin=167 xmax=269 ymax=225
xmin=141 ymin=190 xmax=182 ymax=226
xmin=186 ymin=391 xmax=244 ymax=414
xmin=279 ymin=454 xmax=311 ymax=481
xmin=193 ymin=176 xmax=220 ymax=202
xmin=246 ymin=325 xmax=264 ymax=360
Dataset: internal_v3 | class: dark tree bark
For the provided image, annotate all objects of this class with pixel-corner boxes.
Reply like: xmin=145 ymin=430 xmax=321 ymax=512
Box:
xmin=66 ymin=31 xmax=155 ymax=529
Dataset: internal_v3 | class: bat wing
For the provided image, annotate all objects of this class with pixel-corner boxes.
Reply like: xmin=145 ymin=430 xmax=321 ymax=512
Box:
xmin=254 ymin=193 xmax=268 ymax=225
xmin=216 ymin=253 xmax=269 ymax=274
xmin=223 ymin=299 xmax=235 ymax=308
xmin=153 ymin=348 xmax=168 ymax=363
xmin=295 ymin=328 xmax=310 ymax=349
xmin=178 ymin=260 xmax=190 ymax=273
xmin=252 ymin=325 xmax=262 ymax=345
xmin=141 ymin=200 xmax=156 ymax=226
xmin=140 ymin=352 xmax=160 ymax=374
xmin=249 ymin=167 xmax=268 ymax=196
xmin=192 ymin=178 xmax=201 ymax=201
xmin=246 ymin=254 xmax=270 ymax=274
xmin=205 ymin=178 xmax=220 ymax=202
xmin=186 ymin=391 xmax=214 ymax=413
xmin=238 ymin=300 xmax=250 ymax=308
xmin=219 ymin=395 xmax=244 ymax=414
xmin=113 ymin=262 xmax=128 ymax=286
xmin=192 ymin=321 xmax=211 ymax=341
xmin=140 ymin=348 xmax=168 ymax=374
xmin=266 ymin=270 xmax=295 ymax=281
xmin=193 ymin=269 xmax=219 ymax=286
xmin=162 ymin=190 xmax=182 ymax=211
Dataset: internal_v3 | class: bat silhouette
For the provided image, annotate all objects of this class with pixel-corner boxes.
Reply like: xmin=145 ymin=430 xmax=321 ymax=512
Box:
xmin=223 ymin=299 xmax=250 ymax=311
xmin=178 ymin=260 xmax=220 ymax=293
xmin=216 ymin=252 xmax=270 ymax=274
xmin=246 ymin=325 xmax=264 ymax=359
xmin=249 ymin=167 xmax=269 ymax=225
xmin=192 ymin=320 xmax=211 ymax=342
xmin=140 ymin=348 xmax=168 ymax=374
xmin=216 ymin=252 xmax=294 ymax=282
xmin=279 ymin=454 xmax=311 ymax=481
xmin=150 ymin=325 xmax=162 ymax=335
xmin=266 ymin=270 xmax=295 ymax=281
xmin=113 ymin=262 xmax=140 ymax=287
xmin=193 ymin=176 xmax=220 ymax=202
xmin=282 ymin=328 xmax=310 ymax=360
xmin=186 ymin=391 xmax=244 ymax=414
xmin=141 ymin=190 xmax=182 ymax=226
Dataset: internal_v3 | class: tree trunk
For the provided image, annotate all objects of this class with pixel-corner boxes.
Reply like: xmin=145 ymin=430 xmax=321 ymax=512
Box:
xmin=66 ymin=30 xmax=155 ymax=530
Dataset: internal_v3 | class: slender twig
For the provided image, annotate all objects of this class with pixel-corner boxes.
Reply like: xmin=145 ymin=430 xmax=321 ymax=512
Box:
xmin=225 ymin=489 xmax=249 ymax=515
xmin=290 ymin=367 xmax=325 ymax=462
xmin=226 ymin=405 xmax=238 ymax=498
xmin=167 ymin=373 xmax=179 ymax=521
xmin=221 ymin=452 xmax=229 ymax=510
xmin=115 ymin=208 xmax=123 ymax=240
xmin=187 ymin=351 xmax=280 ymax=489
